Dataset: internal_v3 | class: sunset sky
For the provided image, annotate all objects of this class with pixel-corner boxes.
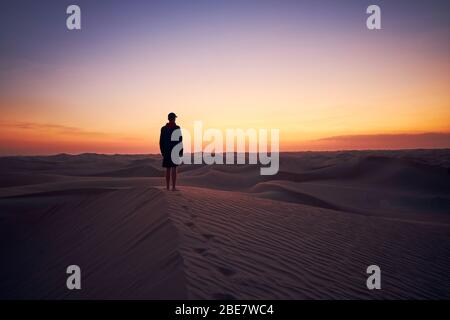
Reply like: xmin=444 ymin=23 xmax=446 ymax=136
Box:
xmin=1 ymin=0 xmax=449 ymax=155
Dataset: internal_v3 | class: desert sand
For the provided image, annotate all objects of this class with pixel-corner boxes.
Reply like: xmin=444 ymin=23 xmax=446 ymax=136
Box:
xmin=0 ymin=150 xmax=449 ymax=299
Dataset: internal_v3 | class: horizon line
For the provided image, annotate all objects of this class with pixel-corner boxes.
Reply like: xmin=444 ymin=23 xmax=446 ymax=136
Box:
xmin=2 ymin=147 xmax=450 ymax=158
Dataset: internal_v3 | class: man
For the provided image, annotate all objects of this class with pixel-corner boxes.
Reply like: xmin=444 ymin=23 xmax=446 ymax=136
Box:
xmin=159 ymin=112 xmax=183 ymax=191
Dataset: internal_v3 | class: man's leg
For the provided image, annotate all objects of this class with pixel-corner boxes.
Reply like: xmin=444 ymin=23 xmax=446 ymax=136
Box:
xmin=165 ymin=168 xmax=170 ymax=190
xmin=171 ymin=167 xmax=177 ymax=190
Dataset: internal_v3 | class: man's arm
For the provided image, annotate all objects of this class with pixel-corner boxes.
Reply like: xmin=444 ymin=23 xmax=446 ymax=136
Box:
xmin=159 ymin=128 xmax=164 ymax=155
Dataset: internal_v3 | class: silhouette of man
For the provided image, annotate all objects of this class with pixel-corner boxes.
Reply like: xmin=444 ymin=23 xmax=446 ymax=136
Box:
xmin=159 ymin=112 xmax=183 ymax=191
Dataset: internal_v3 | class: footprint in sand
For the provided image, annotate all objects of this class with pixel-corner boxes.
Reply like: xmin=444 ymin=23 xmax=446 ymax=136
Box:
xmin=201 ymin=233 xmax=215 ymax=241
xmin=212 ymin=293 xmax=237 ymax=300
xmin=193 ymin=247 xmax=207 ymax=255
xmin=193 ymin=247 xmax=218 ymax=259
xmin=181 ymin=204 xmax=197 ymax=218
xmin=216 ymin=265 xmax=237 ymax=277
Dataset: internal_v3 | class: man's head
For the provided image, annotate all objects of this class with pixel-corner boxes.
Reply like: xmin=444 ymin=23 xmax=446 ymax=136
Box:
xmin=168 ymin=112 xmax=177 ymax=121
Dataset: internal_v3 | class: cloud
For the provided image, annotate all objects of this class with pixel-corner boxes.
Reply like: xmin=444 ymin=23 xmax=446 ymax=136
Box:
xmin=0 ymin=120 xmax=144 ymax=142
xmin=310 ymin=132 xmax=450 ymax=150
xmin=317 ymin=132 xmax=450 ymax=142
xmin=1 ymin=121 xmax=106 ymax=136
xmin=0 ymin=120 xmax=149 ymax=155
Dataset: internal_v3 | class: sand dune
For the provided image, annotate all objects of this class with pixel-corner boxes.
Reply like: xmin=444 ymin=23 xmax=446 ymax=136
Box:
xmin=92 ymin=165 xmax=164 ymax=177
xmin=167 ymin=186 xmax=450 ymax=299
xmin=0 ymin=172 xmax=70 ymax=188
xmin=0 ymin=150 xmax=449 ymax=299
xmin=0 ymin=187 xmax=186 ymax=299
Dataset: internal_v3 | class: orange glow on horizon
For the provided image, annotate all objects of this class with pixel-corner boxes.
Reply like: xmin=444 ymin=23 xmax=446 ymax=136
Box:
xmin=1 ymin=116 xmax=449 ymax=156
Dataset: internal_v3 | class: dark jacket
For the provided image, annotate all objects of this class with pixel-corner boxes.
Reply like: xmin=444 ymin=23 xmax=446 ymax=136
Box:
xmin=159 ymin=123 xmax=183 ymax=159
